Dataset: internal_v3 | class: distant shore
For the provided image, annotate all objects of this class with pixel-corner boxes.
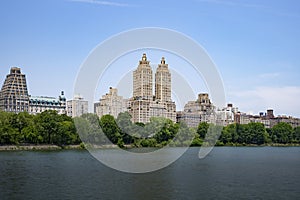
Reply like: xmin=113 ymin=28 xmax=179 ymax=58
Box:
xmin=0 ymin=143 xmax=300 ymax=151
xmin=0 ymin=144 xmax=83 ymax=151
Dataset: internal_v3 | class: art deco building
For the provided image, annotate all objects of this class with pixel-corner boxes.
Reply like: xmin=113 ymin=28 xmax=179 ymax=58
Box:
xmin=29 ymin=91 xmax=66 ymax=115
xmin=155 ymin=57 xmax=171 ymax=102
xmin=67 ymin=94 xmax=88 ymax=117
xmin=94 ymin=87 xmax=127 ymax=119
xmin=133 ymin=53 xmax=153 ymax=100
xmin=0 ymin=67 xmax=29 ymax=113
xmin=129 ymin=54 xmax=176 ymax=123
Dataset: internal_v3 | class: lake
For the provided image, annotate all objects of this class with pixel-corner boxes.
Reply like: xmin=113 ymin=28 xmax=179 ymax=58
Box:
xmin=0 ymin=147 xmax=299 ymax=200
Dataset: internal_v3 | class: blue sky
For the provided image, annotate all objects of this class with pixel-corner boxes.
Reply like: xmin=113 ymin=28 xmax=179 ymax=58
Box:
xmin=0 ymin=0 xmax=299 ymax=117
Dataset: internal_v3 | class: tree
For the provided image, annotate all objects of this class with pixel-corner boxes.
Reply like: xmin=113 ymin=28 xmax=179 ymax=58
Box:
xmin=74 ymin=113 xmax=105 ymax=145
xmin=247 ymin=122 xmax=267 ymax=145
xmin=271 ymin=122 xmax=293 ymax=144
xmin=152 ymin=117 xmax=177 ymax=144
xmin=220 ymin=124 xmax=236 ymax=144
xmin=0 ymin=111 xmax=19 ymax=144
xmin=197 ymin=122 xmax=209 ymax=139
xmin=99 ymin=114 xmax=121 ymax=144
xmin=293 ymin=127 xmax=300 ymax=143
xmin=35 ymin=110 xmax=60 ymax=144
xmin=116 ymin=112 xmax=136 ymax=144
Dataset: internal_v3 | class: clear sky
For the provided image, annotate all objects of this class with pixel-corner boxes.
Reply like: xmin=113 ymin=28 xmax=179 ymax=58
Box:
xmin=0 ymin=0 xmax=299 ymax=117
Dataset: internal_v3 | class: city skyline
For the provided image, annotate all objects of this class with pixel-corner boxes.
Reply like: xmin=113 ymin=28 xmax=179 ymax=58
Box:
xmin=0 ymin=65 xmax=299 ymax=129
xmin=0 ymin=0 xmax=299 ymax=117
xmin=0 ymin=52 xmax=299 ymax=119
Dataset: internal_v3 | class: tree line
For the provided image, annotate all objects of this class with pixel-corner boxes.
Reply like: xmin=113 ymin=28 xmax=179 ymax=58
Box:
xmin=0 ymin=110 xmax=80 ymax=146
xmin=0 ymin=110 xmax=299 ymax=147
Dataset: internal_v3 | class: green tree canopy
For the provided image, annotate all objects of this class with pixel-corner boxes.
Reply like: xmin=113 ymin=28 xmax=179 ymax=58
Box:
xmin=271 ymin=122 xmax=293 ymax=144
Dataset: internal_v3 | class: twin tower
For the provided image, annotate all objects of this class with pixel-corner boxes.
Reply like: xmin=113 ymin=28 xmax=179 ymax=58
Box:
xmin=129 ymin=53 xmax=176 ymax=123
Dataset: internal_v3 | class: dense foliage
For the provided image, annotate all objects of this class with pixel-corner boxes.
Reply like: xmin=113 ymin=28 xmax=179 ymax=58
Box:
xmin=0 ymin=111 xmax=299 ymax=147
xmin=0 ymin=110 xmax=80 ymax=146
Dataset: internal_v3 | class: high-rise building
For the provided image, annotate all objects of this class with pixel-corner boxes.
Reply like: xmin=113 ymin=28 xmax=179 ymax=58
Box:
xmin=155 ymin=57 xmax=171 ymax=102
xmin=94 ymin=87 xmax=127 ymax=119
xmin=129 ymin=54 xmax=176 ymax=123
xmin=0 ymin=67 xmax=29 ymax=113
xmin=67 ymin=94 xmax=88 ymax=117
xmin=133 ymin=53 xmax=153 ymax=100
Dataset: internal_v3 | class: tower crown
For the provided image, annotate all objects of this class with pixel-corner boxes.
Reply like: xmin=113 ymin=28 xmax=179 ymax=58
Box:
xmin=10 ymin=67 xmax=21 ymax=74
xmin=139 ymin=53 xmax=150 ymax=65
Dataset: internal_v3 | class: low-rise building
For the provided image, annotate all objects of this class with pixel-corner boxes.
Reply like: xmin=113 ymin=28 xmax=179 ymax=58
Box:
xmin=216 ymin=103 xmax=238 ymax=126
xmin=234 ymin=109 xmax=300 ymax=129
xmin=270 ymin=116 xmax=300 ymax=128
xmin=29 ymin=91 xmax=66 ymax=115
xmin=67 ymin=94 xmax=88 ymax=117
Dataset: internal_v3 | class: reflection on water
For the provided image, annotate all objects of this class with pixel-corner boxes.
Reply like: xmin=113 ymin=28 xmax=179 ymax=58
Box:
xmin=0 ymin=147 xmax=299 ymax=200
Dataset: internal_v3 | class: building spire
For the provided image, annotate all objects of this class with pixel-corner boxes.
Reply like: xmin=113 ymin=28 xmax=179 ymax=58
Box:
xmin=139 ymin=53 xmax=149 ymax=65
xmin=161 ymin=57 xmax=165 ymax=64
xmin=142 ymin=53 xmax=147 ymax=61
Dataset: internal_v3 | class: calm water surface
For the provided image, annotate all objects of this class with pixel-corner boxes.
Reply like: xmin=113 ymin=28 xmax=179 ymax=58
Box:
xmin=0 ymin=147 xmax=299 ymax=200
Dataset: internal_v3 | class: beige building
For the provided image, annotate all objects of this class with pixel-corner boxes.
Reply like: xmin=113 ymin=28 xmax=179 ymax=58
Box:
xmin=177 ymin=93 xmax=216 ymax=127
xmin=67 ymin=94 xmax=88 ymax=117
xmin=155 ymin=57 xmax=171 ymax=102
xmin=133 ymin=53 xmax=153 ymax=100
xmin=129 ymin=54 xmax=176 ymax=123
xmin=94 ymin=87 xmax=127 ymax=119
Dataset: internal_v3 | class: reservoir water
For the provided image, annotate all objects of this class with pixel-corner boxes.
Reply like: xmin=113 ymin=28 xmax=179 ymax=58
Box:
xmin=0 ymin=147 xmax=299 ymax=199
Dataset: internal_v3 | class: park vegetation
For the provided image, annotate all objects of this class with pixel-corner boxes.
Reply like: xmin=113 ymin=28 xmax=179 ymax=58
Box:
xmin=0 ymin=110 xmax=300 ymax=147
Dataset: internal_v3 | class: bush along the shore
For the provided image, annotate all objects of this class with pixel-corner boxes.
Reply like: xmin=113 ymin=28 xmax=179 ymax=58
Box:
xmin=0 ymin=111 xmax=299 ymax=147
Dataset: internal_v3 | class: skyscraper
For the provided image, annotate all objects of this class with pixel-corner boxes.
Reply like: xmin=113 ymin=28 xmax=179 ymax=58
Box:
xmin=0 ymin=67 xmax=29 ymax=113
xmin=133 ymin=53 xmax=153 ymax=100
xmin=129 ymin=54 xmax=176 ymax=123
xmin=155 ymin=57 xmax=171 ymax=102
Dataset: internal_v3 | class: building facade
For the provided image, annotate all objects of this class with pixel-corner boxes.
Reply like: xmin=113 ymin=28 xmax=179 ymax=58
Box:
xmin=94 ymin=87 xmax=127 ymax=119
xmin=155 ymin=57 xmax=171 ymax=102
xmin=128 ymin=54 xmax=176 ymax=123
xmin=0 ymin=67 xmax=29 ymax=113
xmin=177 ymin=93 xmax=216 ymax=127
xmin=215 ymin=103 xmax=238 ymax=126
xmin=133 ymin=53 xmax=153 ymax=100
xmin=67 ymin=94 xmax=88 ymax=117
xmin=234 ymin=109 xmax=300 ymax=129
xmin=29 ymin=91 xmax=66 ymax=115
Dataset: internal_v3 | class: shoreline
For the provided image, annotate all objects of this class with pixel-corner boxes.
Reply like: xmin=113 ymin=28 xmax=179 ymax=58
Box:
xmin=0 ymin=143 xmax=300 ymax=151
xmin=0 ymin=144 xmax=83 ymax=151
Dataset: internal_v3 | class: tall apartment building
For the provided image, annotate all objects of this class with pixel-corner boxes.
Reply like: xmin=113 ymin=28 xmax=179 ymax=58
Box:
xmin=94 ymin=87 xmax=127 ymax=119
xmin=67 ymin=94 xmax=88 ymax=117
xmin=129 ymin=54 xmax=176 ymax=123
xmin=133 ymin=53 xmax=153 ymax=100
xmin=176 ymin=93 xmax=215 ymax=127
xmin=155 ymin=57 xmax=171 ymax=102
xmin=0 ymin=67 xmax=29 ymax=113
